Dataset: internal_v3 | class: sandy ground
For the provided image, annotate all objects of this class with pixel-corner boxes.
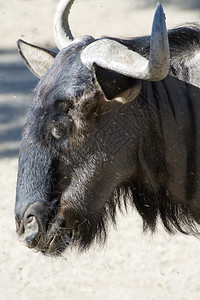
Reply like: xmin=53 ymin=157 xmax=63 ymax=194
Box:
xmin=1 ymin=1 xmax=200 ymax=299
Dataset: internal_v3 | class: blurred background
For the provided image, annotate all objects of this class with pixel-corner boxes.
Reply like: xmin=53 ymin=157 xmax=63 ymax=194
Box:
xmin=0 ymin=1 xmax=200 ymax=300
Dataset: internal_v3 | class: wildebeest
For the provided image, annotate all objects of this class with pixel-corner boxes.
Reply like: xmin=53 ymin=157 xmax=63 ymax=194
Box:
xmin=15 ymin=0 xmax=200 ymax=256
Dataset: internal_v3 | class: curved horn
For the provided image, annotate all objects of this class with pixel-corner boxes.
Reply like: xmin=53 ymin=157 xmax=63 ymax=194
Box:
xmin=54 ymin=0 xmax=75 ymax=49
xmin=81 ymin=3 xmax=170 ymax=81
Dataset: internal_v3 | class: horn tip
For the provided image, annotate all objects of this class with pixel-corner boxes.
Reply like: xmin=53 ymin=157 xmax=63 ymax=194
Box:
xmin=153 ymin=1 xmax=167 ymax=28
xmin=156 ymin=2 xmax=163 ymax=10
xmin=155 ymin=2 xmax=165 ymax=18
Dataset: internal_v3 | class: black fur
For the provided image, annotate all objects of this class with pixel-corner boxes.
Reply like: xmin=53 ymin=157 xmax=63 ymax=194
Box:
xmin=15 ymin=24 xmax=200 ymax=256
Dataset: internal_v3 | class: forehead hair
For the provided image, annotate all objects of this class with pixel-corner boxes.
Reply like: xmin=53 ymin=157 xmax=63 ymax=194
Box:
xmin=35 ymin=43 xmax=95 ymax=106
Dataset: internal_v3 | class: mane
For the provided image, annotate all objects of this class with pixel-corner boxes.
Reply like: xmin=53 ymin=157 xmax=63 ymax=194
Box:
xmin=72 ymin=179 xmax=200 ymax=251
xmin=117 ymin=181 xmax=200 ymax=236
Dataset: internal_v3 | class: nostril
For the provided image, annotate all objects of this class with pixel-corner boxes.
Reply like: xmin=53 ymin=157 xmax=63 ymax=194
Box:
xmin=17 ymin=215 xmax=40 ymax=248
xmin=26 ymin=215 xmax=34 ymax=224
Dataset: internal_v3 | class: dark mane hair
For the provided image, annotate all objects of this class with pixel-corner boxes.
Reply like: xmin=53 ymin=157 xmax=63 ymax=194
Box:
xmin=72 ymin=177 xmax=200 ymax=251
xmin=120 ymin=181 xmax=200 ymax=235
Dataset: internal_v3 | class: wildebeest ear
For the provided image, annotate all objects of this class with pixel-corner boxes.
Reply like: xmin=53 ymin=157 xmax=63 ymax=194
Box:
xmin=17 ymin=39 xmax=57 ymax=78
xmin=94 ymin=64 xmax=141 ymax=103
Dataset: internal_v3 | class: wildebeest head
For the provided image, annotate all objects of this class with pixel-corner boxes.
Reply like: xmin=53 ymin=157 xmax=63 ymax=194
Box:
xmin=15 ymin=0 xmax=171 ymax=256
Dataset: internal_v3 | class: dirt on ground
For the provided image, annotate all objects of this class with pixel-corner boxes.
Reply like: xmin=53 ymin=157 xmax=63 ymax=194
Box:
xmin=0 ymin=1 xmax=200 ymax=299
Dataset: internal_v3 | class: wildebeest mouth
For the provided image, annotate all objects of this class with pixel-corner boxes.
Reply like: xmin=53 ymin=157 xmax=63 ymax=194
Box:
xmin=15 ymin=201 xmax=81 ymax=256
xmin=17 ymin=216 xmax=78 ymax=256
xmin=43 ymin=217 xmax=91 ymax=256
xmin=37 ymin=218 xmax=89 ymax=256
xmin=41 ymin=227 xmax=72 ymax=256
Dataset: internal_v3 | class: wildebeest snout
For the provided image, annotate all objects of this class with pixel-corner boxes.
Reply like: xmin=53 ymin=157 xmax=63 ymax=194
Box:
xmin=17 ymin=216 xmax=39 ymax=249
xmin=16 ymin=203 xmax=40 ymax=248
xmin=15 ymin=200 xmax=57 ymax=249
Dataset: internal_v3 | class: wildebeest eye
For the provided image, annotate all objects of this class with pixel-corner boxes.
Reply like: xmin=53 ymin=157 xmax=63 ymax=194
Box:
xmin=51 ymin=120 xmax=70 ymax=140
xmin=51 ymin=126 xmax=66 ymax=139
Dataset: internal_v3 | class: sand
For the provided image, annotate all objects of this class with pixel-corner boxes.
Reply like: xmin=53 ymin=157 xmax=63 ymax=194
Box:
xmin=0 ymin=1 xmax=200 ymax=299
